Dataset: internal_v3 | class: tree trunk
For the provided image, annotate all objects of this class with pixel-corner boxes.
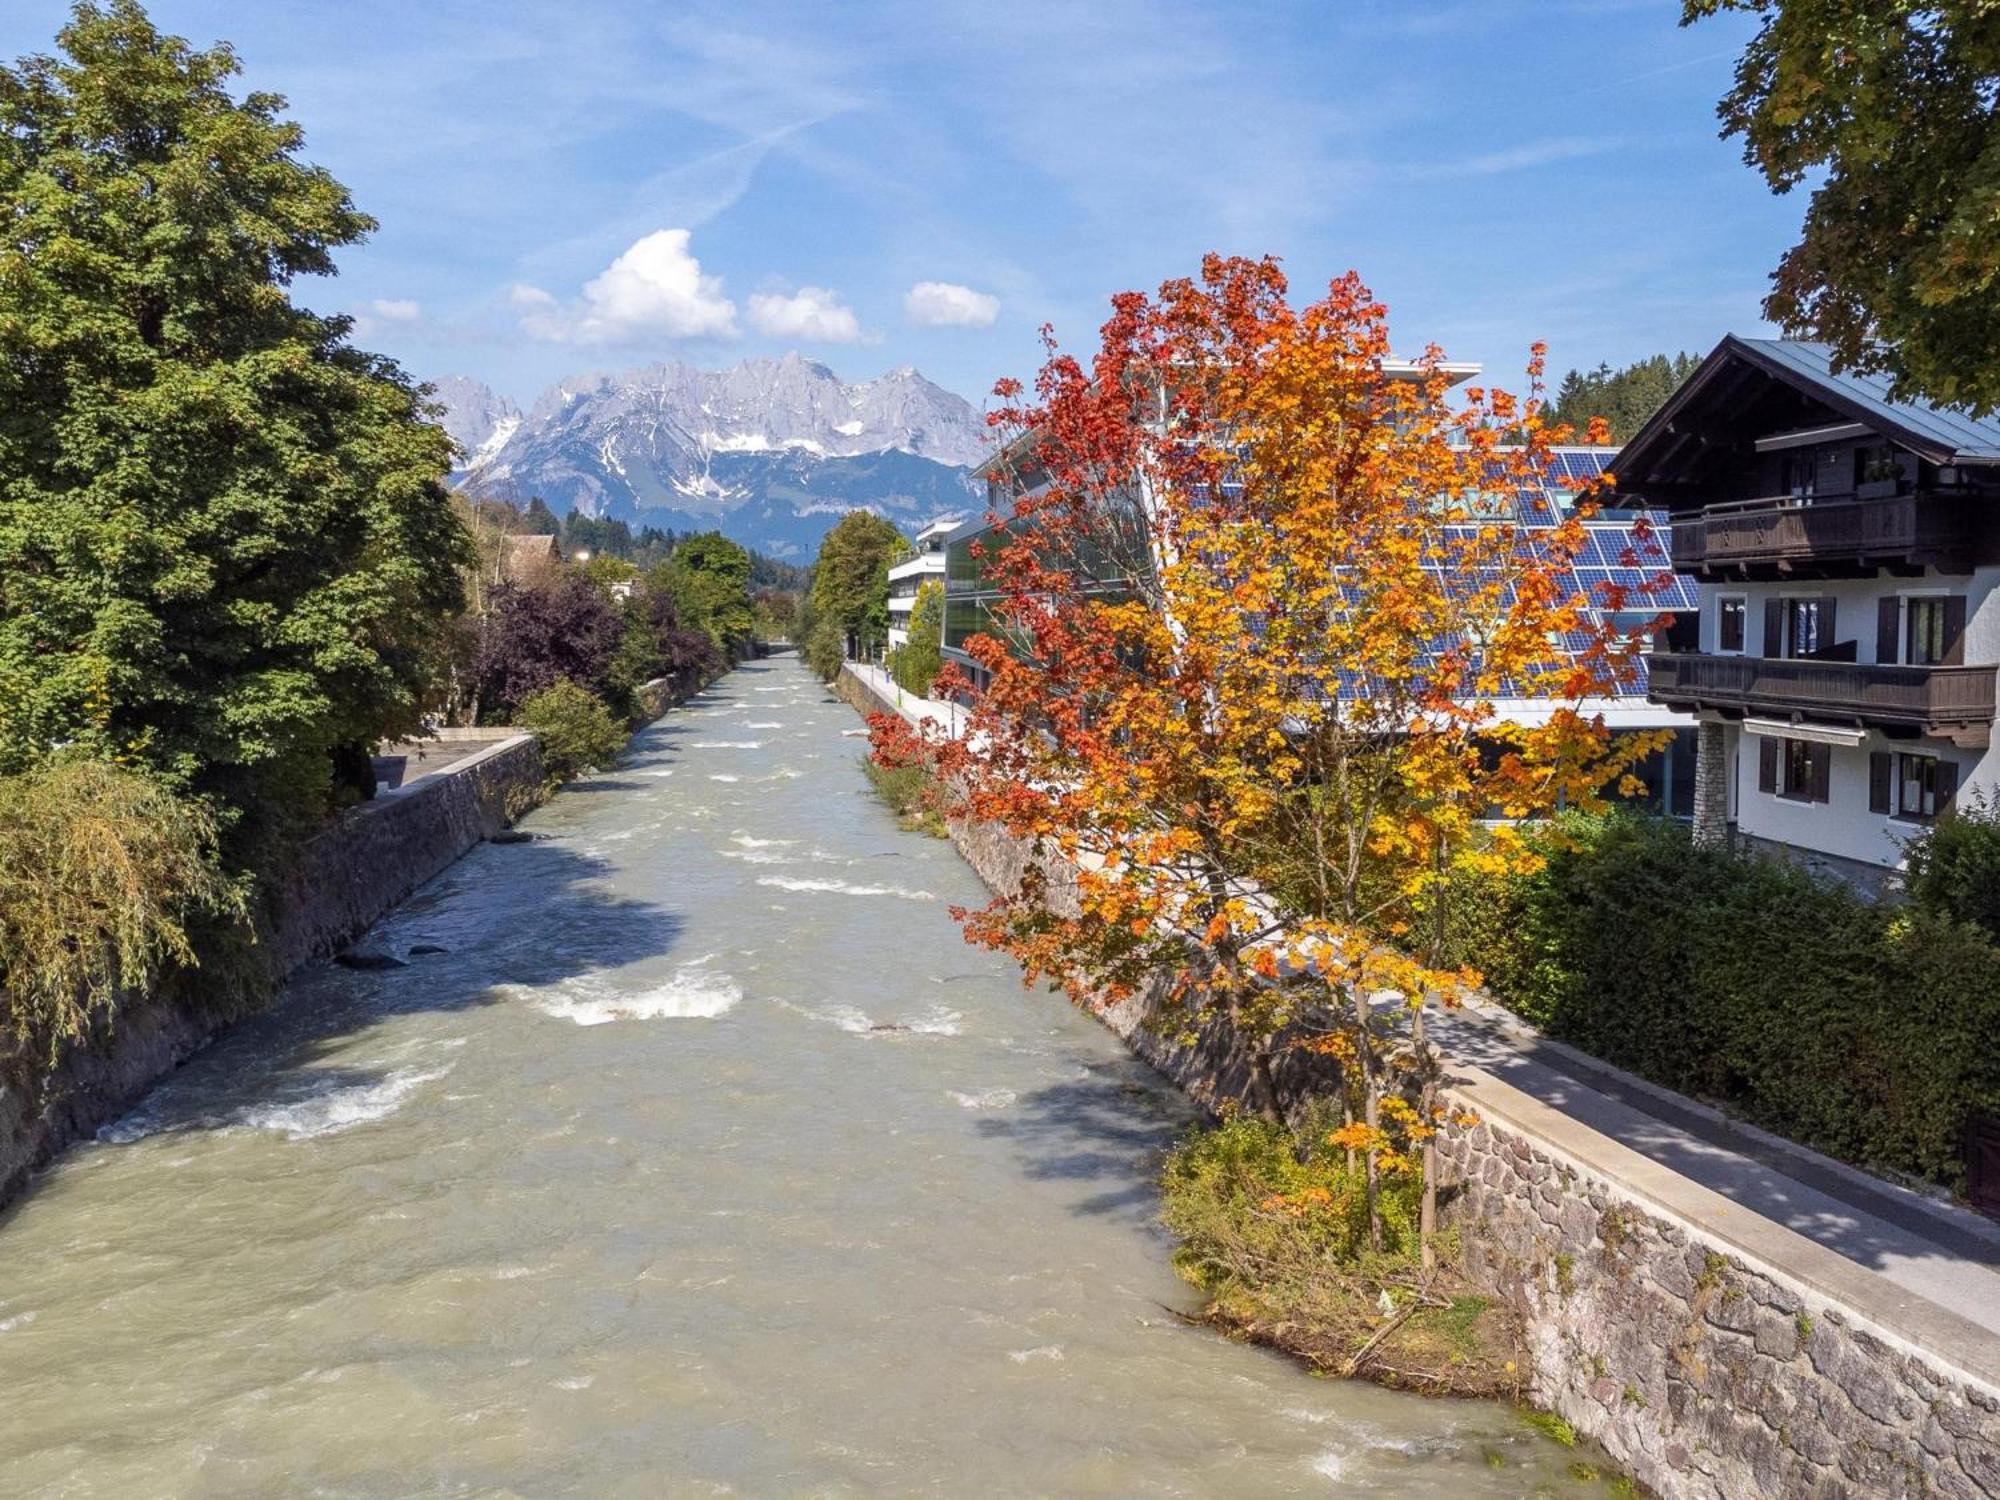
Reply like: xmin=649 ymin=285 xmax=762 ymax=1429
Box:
xmin=1415 ymin=1001 xmax=1436 ymax=1275
xmin=1352 ymin=980 xmax=1381 ymax=1252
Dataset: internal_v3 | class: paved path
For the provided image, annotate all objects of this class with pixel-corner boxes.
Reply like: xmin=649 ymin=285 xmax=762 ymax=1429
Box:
xmin=1430 ymin=999 xmax=2000 ymax=1338
xmin=852 ymin=663 xmax=2000 ymax=1342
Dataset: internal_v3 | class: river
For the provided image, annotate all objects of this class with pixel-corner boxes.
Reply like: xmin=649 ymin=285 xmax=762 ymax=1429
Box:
xmin=0 ymin=656 xmax=1600 ymax=1497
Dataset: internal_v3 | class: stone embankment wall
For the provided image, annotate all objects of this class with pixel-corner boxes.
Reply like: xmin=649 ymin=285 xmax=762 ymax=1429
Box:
xmin=837 ymin=665 xmax=2000 ymax=1500
xmin=0 ymin=734 xmax=544 ymax=1211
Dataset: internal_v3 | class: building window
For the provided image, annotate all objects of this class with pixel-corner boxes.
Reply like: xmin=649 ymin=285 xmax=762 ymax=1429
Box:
xmin=1899 ymin=754 xmax=1942 ymax=819
xmin=1761 ymin=736 xmax=1830 ymax=803
xmin=1785 ymin=597 xmax=1823 ymax=658
xmin=1871 ymin=749 xmax=1959 ymax=820
xmin=1906 ymin=597 xmax=1949 ymax=666
xmin=1717 ymin=596 xmax=1745 ymax=653
xmin=1781 ymin=448 xmax=1819 ymax=501
xmin=1783 ymin=739 xmax=1827 ymax=801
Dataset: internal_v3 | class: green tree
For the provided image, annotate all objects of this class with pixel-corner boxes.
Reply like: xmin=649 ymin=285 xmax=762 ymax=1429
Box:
xmin=1687 ymin=1 xmax=2000 ymax=412
xmin=646 ymin=529 xmax=756 ymax=652
xmin=0 ymin=2 xmax=470 ymax=820
xmin=808 ymin=512 xmax=905 ymax=664
xmin=1546 ymin=353 xmax=1702 ymax=443
xmin=889 ymin=580 xmax=944 ymax=696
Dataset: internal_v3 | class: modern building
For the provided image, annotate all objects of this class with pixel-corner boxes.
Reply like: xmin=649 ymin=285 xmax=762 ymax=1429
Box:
xmin=946 ymin=383 xmax=1702 ymax=817
xmin=886 ymin=515 xmax=962 ymax=651
xmin=1623 ymin=336 xmax=2000 ymax=891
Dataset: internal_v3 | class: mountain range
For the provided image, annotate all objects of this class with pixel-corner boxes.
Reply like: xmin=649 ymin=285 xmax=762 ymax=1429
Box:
xmin=434 ymin=356 xmax=991 ymax=558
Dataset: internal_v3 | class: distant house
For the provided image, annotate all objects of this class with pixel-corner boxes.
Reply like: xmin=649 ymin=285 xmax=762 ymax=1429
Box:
xmin=499 ymin=532 xmax=560 ymax=586
xmin=1622 ymin=336 xmax=2000 ymax=892
xmin=886 ymin=515 xmax=961 ymax=650
xmin=947 ymin=364 xmax=1702 ymax=817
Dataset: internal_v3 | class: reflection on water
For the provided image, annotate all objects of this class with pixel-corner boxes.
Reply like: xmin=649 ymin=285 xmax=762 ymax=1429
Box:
xmin=0 ymin=657 xmax=1602 ymax=1497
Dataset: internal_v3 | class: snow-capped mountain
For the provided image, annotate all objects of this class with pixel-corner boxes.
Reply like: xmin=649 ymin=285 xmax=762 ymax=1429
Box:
xmin=433 ymin=355 xmax=989 ymax=557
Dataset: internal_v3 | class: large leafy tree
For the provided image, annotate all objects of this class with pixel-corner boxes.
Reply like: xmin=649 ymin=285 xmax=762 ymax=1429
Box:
xmin=0 ymin=2 xmax=470 ymax=813
xmin=647 ymin=529 xmax=756 ymax=651
xmin=1687 ymin=1 xmax=2000 ymax=411
xmin=808 ymin=511 xmax=906 ymax=660
xmin=875 ymin=258 xmax=1667 ymax=1264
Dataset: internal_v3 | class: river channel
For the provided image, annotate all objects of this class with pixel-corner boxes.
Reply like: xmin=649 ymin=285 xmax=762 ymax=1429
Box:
xmin=0 ymin=655 xmax=1598 ymax=1497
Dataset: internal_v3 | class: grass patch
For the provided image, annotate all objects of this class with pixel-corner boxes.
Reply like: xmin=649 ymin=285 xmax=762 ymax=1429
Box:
xmin=1159 ymin=1115 xmax=1528 ymax=1398
xmin=1520 ymin=1409 xmax=1577 ymax=1447
xmin=863 ymin=757 xmax=948 ymax=837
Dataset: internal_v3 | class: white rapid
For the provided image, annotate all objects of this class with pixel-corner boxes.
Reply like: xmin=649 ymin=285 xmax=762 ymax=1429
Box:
xmin=0 ymin=655 xmax=1600 ymax=1497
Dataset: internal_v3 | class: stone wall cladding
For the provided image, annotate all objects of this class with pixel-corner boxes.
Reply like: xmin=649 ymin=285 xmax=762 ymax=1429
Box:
xmin=837 ymin=664 xmax=2000 ymax=1500
xmin=0 ymin=733 xmax=545 ymax=1212
xmin=1442 ymin=1122 xmax=2000 ymax=1500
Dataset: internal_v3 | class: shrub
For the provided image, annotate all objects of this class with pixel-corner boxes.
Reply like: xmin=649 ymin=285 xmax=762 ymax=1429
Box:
xmin=1903 ymin=790 xmax=2000 ymax=940
xmin=0 ymin=759 xmax=243 ymax=1065
xmin=1163 ymin=1116 xmax=1420 ymax=1287
xmin=1470 ymin=811 xmax=2000 ymax=1189
xmin=474 ymin=576 xmax=623 ymax=719
xmin=518 ymin=681 xmax=626 ymax=782
xmin=889 ymin=580 xmax=944 ymax=697
xmin=805 ymin=615 xmax=847 ymax=682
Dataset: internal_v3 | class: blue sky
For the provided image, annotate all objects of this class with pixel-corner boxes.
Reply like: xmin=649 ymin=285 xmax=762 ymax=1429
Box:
xmin=2 ymin=0 xmax=1797 ymax=409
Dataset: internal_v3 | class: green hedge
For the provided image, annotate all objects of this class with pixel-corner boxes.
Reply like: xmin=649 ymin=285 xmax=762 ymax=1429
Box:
xmin=1456 ymin=813 xmax=2000 ymax=1191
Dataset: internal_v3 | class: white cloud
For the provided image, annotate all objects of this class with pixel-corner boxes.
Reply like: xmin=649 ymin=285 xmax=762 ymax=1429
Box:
xmin=746 ymin=285 xmax=867 ymax=343
xmin=904 ymin=281 xmax=1000 ymax=329
xmin=368 ymin=298 xmax=422 ymax=321
xmin=520 ymin=229 xmax=738 ymax=344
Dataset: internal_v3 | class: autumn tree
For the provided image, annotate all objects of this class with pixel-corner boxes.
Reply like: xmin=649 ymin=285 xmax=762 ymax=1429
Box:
xmin=874 ymin=258 xmax=1668 ymax=1267
xmin=1687 ymin=0 xmax=2000 ymax=411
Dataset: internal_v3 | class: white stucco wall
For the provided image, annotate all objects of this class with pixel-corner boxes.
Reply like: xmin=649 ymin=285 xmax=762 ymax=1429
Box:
xmin=1697 ymin=566 xmax=2000 ymax=665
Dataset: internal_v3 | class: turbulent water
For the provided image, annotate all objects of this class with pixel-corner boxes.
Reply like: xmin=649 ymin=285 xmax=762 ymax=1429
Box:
xmin=0 ymin=657 xmax=1600 ymax=1497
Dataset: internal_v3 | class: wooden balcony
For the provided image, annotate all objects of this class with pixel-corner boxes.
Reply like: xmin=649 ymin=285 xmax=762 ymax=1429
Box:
xmin=1667 ymin=491 xmax=1981 ymax=577
xmin=1648 ymin=652 xmax=1997 ymax=745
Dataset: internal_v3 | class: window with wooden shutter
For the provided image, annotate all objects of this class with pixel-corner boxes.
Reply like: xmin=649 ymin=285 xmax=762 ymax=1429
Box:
xmin=1763 ymin=598 xmax=1783 ymax=658
xmin=1877 ymin=597 xmax=1900 ymax=664
xmin=1758 ymin=737 xmax=1778 ymax=793
xmin=1869 ymin=751 xmax=1892 ymax=813
xmin=1938 ymin=759 xmax=1960 ymax=812
xmin=1810 ymin=742 xmax=1831 ymax=803
xmin=1943 ymin=595 xmax=1967 ymax=666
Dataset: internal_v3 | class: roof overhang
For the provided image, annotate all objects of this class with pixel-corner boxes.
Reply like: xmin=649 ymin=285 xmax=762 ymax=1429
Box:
xmin=1615 ymin=335 xmax=1978 ymax=492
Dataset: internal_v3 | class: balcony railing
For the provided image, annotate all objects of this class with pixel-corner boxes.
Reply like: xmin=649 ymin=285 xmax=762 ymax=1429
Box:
xmin=1668 ymin=491 xmax=1978 ymax=573
xmin=1647 ymin=651 xmax=1997 ymax=740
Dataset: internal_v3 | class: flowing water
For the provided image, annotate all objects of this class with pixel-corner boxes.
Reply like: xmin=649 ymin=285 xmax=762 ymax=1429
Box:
xmin=0 ymin=656 xmax=1603 ymax=1497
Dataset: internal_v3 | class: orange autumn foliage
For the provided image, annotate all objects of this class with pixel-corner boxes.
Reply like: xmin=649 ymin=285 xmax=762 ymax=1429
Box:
xmin=871 ymin=257 xmax=1671 ymax=1245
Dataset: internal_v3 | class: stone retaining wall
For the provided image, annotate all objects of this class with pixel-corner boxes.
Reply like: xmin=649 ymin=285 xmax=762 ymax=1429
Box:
xmin=0 ymin=734 xmax=545 ymax=1211
xmin=837 ymin=665 xmax=2000 ymax=1500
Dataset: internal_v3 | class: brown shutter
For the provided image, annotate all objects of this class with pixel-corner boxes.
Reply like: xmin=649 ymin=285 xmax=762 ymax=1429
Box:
xmin=1764 ymin=598 xmax=1784 ymax=658
xmin=1869 ymin=751 xmax=1892 ymax=813
xmin=1943 ymin=595 xmax=1967 ymax=666
xmin=1758 ymin=737 xmax=1778 ymax=793
xmin=1877 ymin=596 xmax=1901 ymax=664
xmin=1938 ymin=758 xmax=1960 ymax=812
xmin=1810 ymin=743 xmax=1832 ymax=803
xmin=1820 ymin=597 xmax=1836 ymax=653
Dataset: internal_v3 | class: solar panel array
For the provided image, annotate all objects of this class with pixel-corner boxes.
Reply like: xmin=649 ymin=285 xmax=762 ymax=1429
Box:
xmin=1525 ymin=449 xmax=1700 ymax=694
